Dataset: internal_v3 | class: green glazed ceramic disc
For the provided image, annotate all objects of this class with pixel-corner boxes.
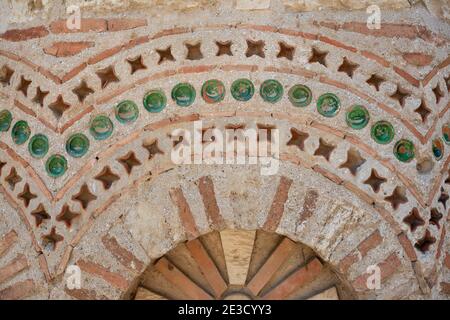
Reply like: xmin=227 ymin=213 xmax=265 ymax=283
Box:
xmin=394 ymin=139 xmax=415 ymax=163
xmin=371 ymin=121 xmax=394 ymax=145
xmin=28 ymin=134 xmax=49 ymax=159
xmin=143 ymin=90 xmax=167 ymax=113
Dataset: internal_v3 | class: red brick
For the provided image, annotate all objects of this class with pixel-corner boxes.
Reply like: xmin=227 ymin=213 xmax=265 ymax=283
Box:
xmin=361 ymin=50 xmax=390 ymax=67
xmin=169 ymin=188 xmax=199 ymax=240
xmin=65 ymin=288 xmax=107 ymax=300
xmin=352 ymin=253 xmax=401 ymax=291
xmin=342 ymin=181 xmax=375 ymax=206
xmin=0 ymin=279 xmax=35 ymax=300
xmin=77 ymin=259 xmax=129 ymax=291
xmin=318 ymin=35 xmax=357 ymax=52
xmin=88 ymin=45 xmax=123 ymax=65
xmin=197 ymin=176 xmax=225 ymax=228
xmin=107 ymin=18 xmax=147 ymax=31
xmin=297 ymin=189 xmax=319 ymax=223
xmin=263 ymin=258 xmax=323 ymax=299
xmin=50 ymin=19 xmax=107 ymax=33
xmin=14 ymin=100 xmax=36 ymax=117
xmin=338 ymin=252 xmax=358 ymax=274
xmin=312 ymin=165 xmax=343 ymax=185
xmin=358 ymin=230 xmax=383 ymax=257
xmin=155 ymin=257 xmax=212 ymax=300
xmin=102 ymin=235 xmax=144 ymax=272
xmin=220 ymin=64 xmax=258 ymax=72
xmin=0 ymin=254 xmax=28 ymax=284
xmin=179 ymin=65 xmax=216 ymax=74
xmin=247 ymin=238 xmax=295 ymax=295
xmin=44 ymin=41 xmax=94 ymax=57
xmin=402 ymin=53 xmax=433 ymax=66
xmin=398 ymin=233 xmax=417 ymax=262
xmin=444 ymin=253 xmax=450 ymax=269
xmin=151 ymin=27 xmax=190 ymax=39
xmin=393 ymin=66 xmax=420 ymax=87
xmin=263 ymin=176 xmax=293 ymax=232
xmin=185 ymin=239 xmax=227 ymax=298
xmin=441 ymin=282 xmax=450 ymax=295
xmin=0 ymin=230 xmax=17 ymax=258
xmin=61 ymin=63 xmax=87 ymax=83
xmin=0 ymin=26 xmax=48 ymax=41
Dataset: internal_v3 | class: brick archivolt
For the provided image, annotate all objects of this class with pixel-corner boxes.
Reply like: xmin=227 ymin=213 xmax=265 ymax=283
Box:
xmin=0 ymin=7 xmax=449 ymax=299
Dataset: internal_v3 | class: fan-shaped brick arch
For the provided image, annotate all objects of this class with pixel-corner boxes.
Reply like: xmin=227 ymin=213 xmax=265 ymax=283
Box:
xmin=0 ymin=0 xmax=449 ymax=300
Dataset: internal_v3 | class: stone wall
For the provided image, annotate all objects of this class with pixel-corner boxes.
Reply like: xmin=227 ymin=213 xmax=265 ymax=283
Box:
xmin=0 ymin=0 xmax=449 ymax=299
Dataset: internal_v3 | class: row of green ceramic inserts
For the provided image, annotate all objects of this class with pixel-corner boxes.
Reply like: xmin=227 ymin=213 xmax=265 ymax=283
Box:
xmin=1 ymin=78 xmax=450 ymax=177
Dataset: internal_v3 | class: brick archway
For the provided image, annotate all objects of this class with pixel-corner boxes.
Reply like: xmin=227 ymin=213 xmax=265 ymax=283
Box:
xmin=0 ymin=0 xmax=449 ymax=300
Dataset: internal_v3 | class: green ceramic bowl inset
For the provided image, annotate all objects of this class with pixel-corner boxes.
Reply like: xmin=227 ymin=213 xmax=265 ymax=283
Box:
xmin=0 ymin=110 xmax=12 ymax=132
xmin=171 ymin=83 xmax=196 ymax=107
xmin=442 ymin=123 xmax=450 ymax=145
xmin=115 ymin=100 xmax=139 ymax=124
xmin=371 ymin=121 xmax=394 ymax=145
xmin=143 ymin=90 xmax=167 ymax=113
xmin=317 ymin=93 xmax=341 ymax=117
xmin=201 ymin=79 xmax=225 ymax=103
xmin=260 ymin=79 xmax=283 ymax=104
xmin=288 ymin=85 xmax=312 ymax=107
xmin=66 ymin=133 xmax=89 ymax=158
xmin=11 ymin=120 xmax=31 ymax=145
xmin=432 ymin=137 xmax=444 ymax=161
xmin=28 ymin=134 xmax=49 ymax=159
xmin=46 ymin=154 xmax=68 ymax=178
xmin=394 ymin=139 xmax=415 ymax=163
xmin=231 ymin=79 xmax=254 ymax=102
xmin=89 ymin=115 xmax=114 ymax=141
xmin=346 ymin=105 xmax=370 ymax=130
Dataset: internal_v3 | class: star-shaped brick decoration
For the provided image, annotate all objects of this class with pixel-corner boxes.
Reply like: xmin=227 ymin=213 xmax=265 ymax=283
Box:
xmin=403 ymin=207 xmax=425 ymax=232
xmin=0 ymin=161 xmax=5 ymax=175
xmin=118 ymin=151 xmax=142 ymax=175
xmin=95 ymin=166 xmax=120 ymax=190
xmin=156 ymin=46 xmax=175 ymax=64
xmin=414 ymin=99 xmax=431 ymax=123
xmin=5 ymin=167 xmax=22 ymax=191
xmin=18 ymin=183 xmax=37 ymax=208
xmin=433 ymin=84 xmax=443 ymax=104
xmin=96 ymin=66 xmax=119 ymax=89
xmin=390 ymin=86 xmax=410 ymax=108
xmin=186 ymin=43 xmax=203 ymax=60
xmin=31 ymin=204 xmax=50 ymax=227
xmin=384 ymin=186 xmax=408 ymax=210
xmin=72 ymin=184 xmax=97 ymax=210
xmin=277 ymin=42 xmax=295 ymax=61
xmin=287 ymin=128 xmax=309 ymax=151
xmin=438 ymin=188 xmax=449 ymax=209
xmin=56 ymin=204 xmax=80 ymax=228
xmin=414 ymin=229 xmax=436 ymax=253
xmin=72 ymin=80 xmax=94 ymax=103
xmin=245 ymin=39 xmax=265 ymax=58
xmin=48 ymin=94 xmax=71 ymax=119
xmin=32 ymin=86 xmax=49 ymax=107
xmin=339 ymin=149 xmax=366 ymax=176
xmin=363 ymin=169 xmax=387 ymax=193
xmin=42 ymin=227 xmax=64 ymax=251
xmin=143 ymin=139 xmax=164 ymax=160
xmin=0 ymin=65 xmax=14 ymax=86
xmin=429 ymin=208 xmax=443 ymax=228
xmin=16 ymin=75 xmax=32 ymax=97
xmin=338 ymin=57 xmax=359 ymax=78
xmin=366 ymin=74 xmax=385 ymax=91
xmin=313 ymin=138 xmax=336 ymax=161
xmin=309 ymin=47 xmax=328 ymax=66
xmin=216 ymin=41 xmax=232 ymax=56
xmin=127 ymin=55 xmax=147 ymax=74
